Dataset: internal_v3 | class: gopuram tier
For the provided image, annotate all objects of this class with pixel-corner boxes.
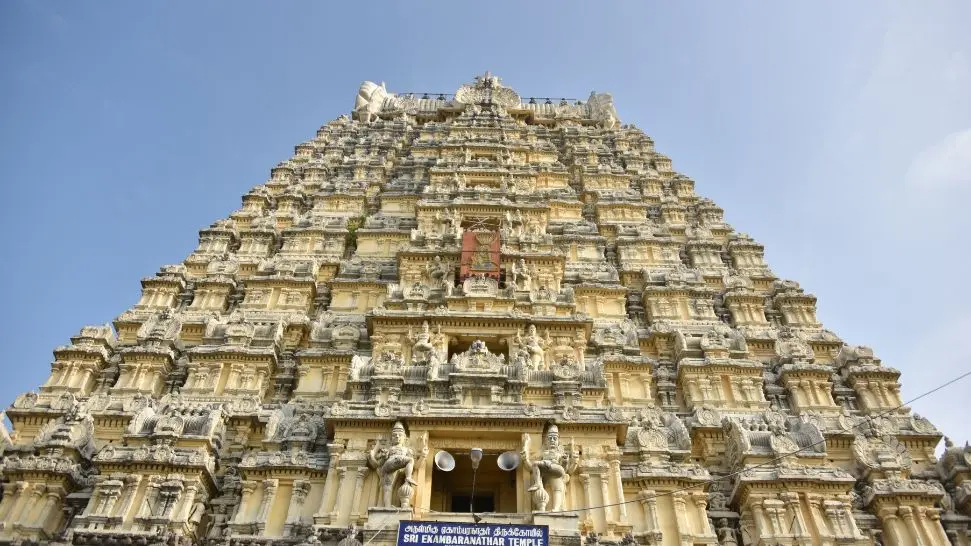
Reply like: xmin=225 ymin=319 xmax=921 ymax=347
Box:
xmin=2 ymin=74 xmax=969 ymax=546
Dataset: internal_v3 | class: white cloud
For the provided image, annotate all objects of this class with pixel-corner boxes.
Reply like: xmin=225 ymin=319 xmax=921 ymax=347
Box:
xmin=905 ymin=128 xmax=971 ymax=189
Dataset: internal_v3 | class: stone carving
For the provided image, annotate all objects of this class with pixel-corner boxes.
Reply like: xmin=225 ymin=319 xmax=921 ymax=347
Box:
xmin=587 ymin=91 xmax=620 ymax=128
xmin=2 ymin=75 xmax=957 ymax=545
xmin=454 ymin=72 xmax=521 ymax=108
xmin=521 ymin=424 xmax=579 ymax=512
xmin=463 ymin=274 xmax=499 ymax=297
xmin=354 ymin=81 xmax=393 ymax=122
xmin=516 ymin=325 xmax=551 ymax=370
xmin=449 ymin=340 xmax=505 ymax=374
xmin=426 ymin=255 xmax=455 ymax=293
xmin=409 ymin=321 xmax=436 ymax=364
xmin=628 ymin=406 xmax=691 ymax=455
xmin=511 ymin=258 xmax=534 ymax=290
xmin=367 ymin=421 xmax=428 ymax=508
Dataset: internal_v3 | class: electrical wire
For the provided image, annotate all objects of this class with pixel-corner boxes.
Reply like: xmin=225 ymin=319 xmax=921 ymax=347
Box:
xmin=414 ymin=368 xmax=971 ymax=518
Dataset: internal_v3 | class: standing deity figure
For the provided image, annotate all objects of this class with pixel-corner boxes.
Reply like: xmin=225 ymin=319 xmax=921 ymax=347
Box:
xmin=410 ymin=321 xmax=435 ymax=364
xmin=521 ymin=425 xmax=579 ymax=512
xmin=427 ymin=326 xmax=448 ymax=381
xmin=367 ymin=422 xmax=427 ymax=508
xmin=511 ymin=258 xmax=533 ymax=290
xmin=517 ymin=325 xmax=550 ymax=370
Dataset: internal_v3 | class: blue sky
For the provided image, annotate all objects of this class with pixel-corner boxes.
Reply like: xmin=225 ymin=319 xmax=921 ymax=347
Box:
xmin=2 ymin=2 xmax=970 ymax=444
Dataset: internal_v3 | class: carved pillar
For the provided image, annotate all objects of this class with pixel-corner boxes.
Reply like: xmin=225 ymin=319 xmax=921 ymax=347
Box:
xmin=671 ymin=491 xmax=691 ymax=540
xmin=609 ymin=459 xmax=627 ymax=519
xmin=879 ymin=509 xmax=906 ymax=546
xmin=136 ymin=480 xmax=159 ymax=519
xmin=920 ymin=506 xmax=950 ymax=545
xmin=329 ymin=467 xmax=350 ymax=522
xmin=159 ymin=482 xmax=184 ymax=520
xmin=32 ymin=487 xmax=62 ymax=529
xmin=840 ymin=498 xmax=863 ymax=539
xmin=316 ymin=444 xmax=344 ymax=522
xmin=116 ymin=475 xmax=141 ymax=521
xmin=807 ymin=495 xmax=831 ymax=539
xmin=898 ymin=506 xmax=924 ymax=546
xmin=286 ymin=480 xmax=311 ymax=524
xmin=598 ymin=473 xmax=613 ymax=522
xmin=15 ymin=483 xmax=43 ymax=526
xmin=175 ymin=483 xmax=199 ymax=522
xmin=0 ymin=482 xmax=26 ymax=522
xmin=826 ymin=501 xmax=848 ymax=538
xmin=780 ymin=492 xmax=808 ymax=537
xmin=12 ymin=483 xmax=45 ymax=526
xmin=232 ymin=480 xmax=258 ymax=524
xmin=637 ymin=490 xmax=660 ymax=535
xmin=691 ymin=492 xmax=713 ymax=537
xmin=256 ymin=479 xmax=278 ymax=533
xmin=750 ymin=498 xmax=771 ymax=539
xmin=579 ymin=474 xmax=594 ymax=518
xmin=619 ymin=373 xmax=631 ymax=399
xmin=350 ymin=467 xmax=367 ymax=520
xmin=816 ymin=380 xmax=833 ymax=406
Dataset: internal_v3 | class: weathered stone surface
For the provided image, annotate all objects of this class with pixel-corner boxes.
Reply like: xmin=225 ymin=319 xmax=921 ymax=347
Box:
xmin=1 ymin=74 xmax=966 ymax=546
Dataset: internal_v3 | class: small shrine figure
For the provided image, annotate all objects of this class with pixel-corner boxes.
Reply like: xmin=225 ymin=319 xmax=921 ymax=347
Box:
xmin=367 ymin=422 xmax=427 ymax=508
xmin=511 ymin=258 xmax=533 ymax=290
xmin=427 ymin=326 xmax=448 ymax=381
xmin=521 ymin=424 xmax=579 ymax=512
xmin=516 ymin=325 xmax=550 ymax=370
xmin=426 ymin=256 xmax=451 ymax=286
xmin=410 ymin=321 xmax=435 ymax=364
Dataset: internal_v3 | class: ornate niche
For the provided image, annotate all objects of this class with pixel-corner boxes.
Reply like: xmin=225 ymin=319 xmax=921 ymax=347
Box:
xmin=442 ymin=340 xmax=511 ymax=405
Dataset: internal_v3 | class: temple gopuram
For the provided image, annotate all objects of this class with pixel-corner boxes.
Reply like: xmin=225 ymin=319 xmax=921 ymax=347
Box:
xmin=2 ymin=74 xmax=970 ymax=546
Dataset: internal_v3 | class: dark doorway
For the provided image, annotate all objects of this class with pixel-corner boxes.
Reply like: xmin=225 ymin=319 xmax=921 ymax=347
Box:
xmin=450 ymin=494 xmax=495 ymax=513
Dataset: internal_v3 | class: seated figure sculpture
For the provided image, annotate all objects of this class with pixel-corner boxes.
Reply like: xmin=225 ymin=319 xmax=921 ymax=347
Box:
xmin=410 ymin=321 xmax=435 ymax=364
xmin=367 ymin=421 xmax=426 ymax=508
xmin=521 ymin=424 xmax=579 ymax=512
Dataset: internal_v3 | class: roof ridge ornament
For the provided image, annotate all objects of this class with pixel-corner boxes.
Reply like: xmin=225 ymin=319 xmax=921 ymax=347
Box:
xmin=455 ymin=73 xmax=521 ymax=108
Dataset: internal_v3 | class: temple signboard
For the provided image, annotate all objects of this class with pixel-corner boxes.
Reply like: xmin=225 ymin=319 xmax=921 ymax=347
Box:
xmin=397 ymin=521 xmax=548 ymax=546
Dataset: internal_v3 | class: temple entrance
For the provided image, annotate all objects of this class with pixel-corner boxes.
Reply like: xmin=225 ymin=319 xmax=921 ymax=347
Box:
xmin=430 ymin=452 xmax=518 ymax=514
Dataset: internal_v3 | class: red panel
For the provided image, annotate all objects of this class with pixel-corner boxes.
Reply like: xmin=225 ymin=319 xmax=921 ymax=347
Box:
xmin=460 ymin=231 xmax=501 ymax=280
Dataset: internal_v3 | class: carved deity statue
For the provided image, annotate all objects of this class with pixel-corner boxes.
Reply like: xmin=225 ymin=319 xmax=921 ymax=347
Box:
xmin=367 ymin=422 xmax=427 ymax=508
xmin=354 ymin=81 xmax=393 ymax=122
xmin=511 ymin=258 xmax=533 ymax=290
xmin=517 ymin=325 xmax=550 ymax=370
xmin=521 ymin=424 xmax=579 ymax=512
xmin=410 ymin=321 xmax=435 ymax=364
xmin=436 ymin=207 xmax=460 ymax=236
xmin=426 ymin=256 xmax=453 ymax=292
xmin=426 ymin=326 xmax=448 ymax=381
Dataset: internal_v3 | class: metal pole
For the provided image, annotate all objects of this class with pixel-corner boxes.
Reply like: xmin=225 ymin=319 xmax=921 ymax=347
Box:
xmin=470 ymin=466 xmax=478 ymax=514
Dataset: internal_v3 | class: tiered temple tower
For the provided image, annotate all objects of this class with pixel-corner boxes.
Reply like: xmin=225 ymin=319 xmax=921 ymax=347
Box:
xmin=2 ymin=74 xmax=970 ymax=546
